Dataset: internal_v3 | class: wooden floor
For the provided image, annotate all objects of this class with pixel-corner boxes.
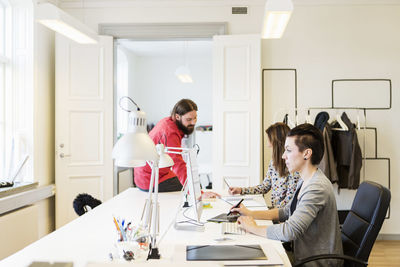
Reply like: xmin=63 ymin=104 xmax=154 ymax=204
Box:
xmin=368 ymin=240 xmax=400 ymax=266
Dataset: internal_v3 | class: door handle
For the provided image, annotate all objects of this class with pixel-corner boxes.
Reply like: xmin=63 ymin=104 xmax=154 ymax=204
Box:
xmin=59 ymin=153 xmax=71 ymax=158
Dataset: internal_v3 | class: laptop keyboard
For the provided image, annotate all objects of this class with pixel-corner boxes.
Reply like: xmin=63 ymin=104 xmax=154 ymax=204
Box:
xmin=221 ymin=222 xmax=245 ymax=235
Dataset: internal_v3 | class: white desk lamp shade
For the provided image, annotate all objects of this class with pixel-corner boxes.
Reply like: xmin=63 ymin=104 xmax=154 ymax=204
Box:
xmin=112 ymin=110 xmax=158 ymax=167
xmin=156 ymin=144 xmax=174 ymax=168
xmin=262 ymin=0 xmax=293 ymax=39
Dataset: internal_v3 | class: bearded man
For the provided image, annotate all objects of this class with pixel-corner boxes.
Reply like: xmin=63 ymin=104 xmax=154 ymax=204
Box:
xmin=133 ymin=99 xmax=198 ymax=192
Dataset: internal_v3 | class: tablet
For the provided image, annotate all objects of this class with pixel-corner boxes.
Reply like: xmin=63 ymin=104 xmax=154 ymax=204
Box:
xmin=207 ymin=213 xmax=239 ymax=223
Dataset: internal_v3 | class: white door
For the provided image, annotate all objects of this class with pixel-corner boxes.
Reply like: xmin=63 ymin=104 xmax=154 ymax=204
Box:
xmin=212 ymin=34 xmax=261 ymax=191
xmin=55 ymin=34 xmax=114 ymax=228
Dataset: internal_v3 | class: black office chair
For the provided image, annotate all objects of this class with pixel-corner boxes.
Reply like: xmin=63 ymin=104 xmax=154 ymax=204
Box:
xmin=294 ymin=181 xmax=391 ymax=267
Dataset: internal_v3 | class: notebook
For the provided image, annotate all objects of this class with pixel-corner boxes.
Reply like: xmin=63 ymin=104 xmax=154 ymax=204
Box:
xmin=186 ymin=245 xmax=267 ymax=261
xmin=221 ymin=196 xmax=266 ymax=207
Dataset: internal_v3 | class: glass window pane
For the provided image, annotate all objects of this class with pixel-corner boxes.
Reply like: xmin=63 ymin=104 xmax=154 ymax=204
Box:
xmin=0 ymin=63 xmax=4 ymax=177
xmin=0 ymin=2 xmax=4 ymax=56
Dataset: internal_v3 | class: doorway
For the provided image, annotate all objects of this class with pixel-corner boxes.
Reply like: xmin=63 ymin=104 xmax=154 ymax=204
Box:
xmin=98 ymin=23 xmax=226 ymax=194
xmin=114 ymin=39 xmax=213 ymax=192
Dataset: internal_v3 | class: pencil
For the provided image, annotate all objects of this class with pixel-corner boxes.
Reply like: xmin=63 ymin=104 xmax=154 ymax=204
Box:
xmin=113 ymin=216 xmax=123 ymax=241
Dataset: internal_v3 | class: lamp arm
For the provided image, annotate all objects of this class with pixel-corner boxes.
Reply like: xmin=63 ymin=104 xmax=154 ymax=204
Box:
xmin=165 ymin=146 xmax=192 ymax=152
xmin=165 ymin=151 xmax=185 ymax=155
xmin=119 ymin=96 xmax=141 ymax=112
xmin=147 ymin=160 xmax=161 ymax=259
xmin=151 ymin=161 xmax=159 ymax=248
xmin=141 ymin=161 xmax=155 ymax=228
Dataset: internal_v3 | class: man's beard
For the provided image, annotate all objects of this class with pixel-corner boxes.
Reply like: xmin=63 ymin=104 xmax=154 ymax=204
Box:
xmin=175 ymin=119 xmax=195 ymax=135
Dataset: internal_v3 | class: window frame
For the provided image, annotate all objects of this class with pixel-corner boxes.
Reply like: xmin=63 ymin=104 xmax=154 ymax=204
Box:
xmin=0 ymin=0 xmax=33 ymax=183
xmin=0 ymin=0 xmax=11 ymax=179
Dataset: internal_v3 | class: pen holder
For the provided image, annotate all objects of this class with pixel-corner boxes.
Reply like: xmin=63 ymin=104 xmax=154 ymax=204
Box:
xmin=115 ymin=239 xmax=150 ymax=262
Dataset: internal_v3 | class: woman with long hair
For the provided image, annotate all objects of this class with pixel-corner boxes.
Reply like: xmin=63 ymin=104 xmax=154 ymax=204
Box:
xmin=228 ymin=122 xmax=300 ymax=208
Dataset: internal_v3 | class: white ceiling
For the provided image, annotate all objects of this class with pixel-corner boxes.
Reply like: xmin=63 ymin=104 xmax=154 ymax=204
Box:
xmin=59 ymin=0 xmax=400 ymax=7
xmin=117 ymin=40 xmax=212 ymax=57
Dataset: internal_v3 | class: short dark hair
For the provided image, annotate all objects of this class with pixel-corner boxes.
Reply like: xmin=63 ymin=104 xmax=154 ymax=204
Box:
xmin=171 ymin=99 xmax=198 ymax=117
xmin=287 ymin=123 xmax=324 ymax=165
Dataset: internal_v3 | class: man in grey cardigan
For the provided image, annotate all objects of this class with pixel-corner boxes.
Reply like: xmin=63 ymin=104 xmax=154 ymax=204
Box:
xmin=233 ymin=124 xmax=343 ymax=267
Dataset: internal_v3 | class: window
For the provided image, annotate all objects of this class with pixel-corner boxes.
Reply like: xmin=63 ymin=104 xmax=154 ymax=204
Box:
xmin=116 ymin=47 xmax=129 ymax=137
xmin=0 ymin=0 xmax=33 ymax=182
xmin=0 ymin=0 xmax=9 ymax=179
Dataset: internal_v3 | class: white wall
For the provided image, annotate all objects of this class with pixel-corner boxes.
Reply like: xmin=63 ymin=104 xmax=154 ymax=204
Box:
xmin=263 ymin=4 xmax=400 ymax=236
xmin=60 ymin=0 xmax=400 ymax=237
xmin=127 ymin=52 xmax=213 ymax=125
xmin=33 ymin=16 xmax=55 ymax=238
xmin=61 ymin=0 xmax=266 ymax=35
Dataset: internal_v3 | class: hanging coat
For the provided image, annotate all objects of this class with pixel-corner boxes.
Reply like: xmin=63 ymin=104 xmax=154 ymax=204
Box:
xmin=320 ymin=125 xmax=339 ymax=184
xmin=331 ymin=112 xmax=362 ymax=189
xmin=314 ymin=112 xmax=339 ymax=184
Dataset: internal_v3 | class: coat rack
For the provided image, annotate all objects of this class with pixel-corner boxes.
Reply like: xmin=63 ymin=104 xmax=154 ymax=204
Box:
xmin=262 ymin=69 xmax=392 ymax=219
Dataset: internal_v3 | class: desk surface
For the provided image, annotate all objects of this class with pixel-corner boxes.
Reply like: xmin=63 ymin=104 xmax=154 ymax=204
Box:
xmin=0 ymin=188 xmax=291 ymax=267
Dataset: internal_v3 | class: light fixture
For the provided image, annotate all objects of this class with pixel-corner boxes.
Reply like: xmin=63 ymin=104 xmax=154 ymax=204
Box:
xmin=112 ymin=97 xmax=158 ymax=167
xmin=113 ymin=97 xmax=174 ymax=260
xmin=36 ymin=3 xmax=98 ymax=44
xmin=158 ymin=144 xmax=174 ymax=168
xmin=175 ymin=42 xmax=193 ymax=83
xmin=175 ymin=65 xmax=193 ymax=83
xmin=261 ymin=0 xmax=293 ymax=39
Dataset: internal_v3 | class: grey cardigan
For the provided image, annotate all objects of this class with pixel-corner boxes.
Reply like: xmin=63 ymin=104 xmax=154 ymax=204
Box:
xmin=267 ymin=169 xmax=343 ymax=267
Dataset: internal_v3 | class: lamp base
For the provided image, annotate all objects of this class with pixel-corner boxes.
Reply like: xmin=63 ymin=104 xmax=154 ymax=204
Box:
xmin=174 ymin=222 xmax=205 ymax=232
xmin=147 ymin=246 xmax=161 ymax=259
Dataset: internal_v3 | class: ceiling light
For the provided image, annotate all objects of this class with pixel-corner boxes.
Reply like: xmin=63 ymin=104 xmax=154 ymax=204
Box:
xmin=262 ymin=0 xmax=293 ymax=39
xmin=36 ymin=3 xmax=98 ymax=44
xmin=175 ymin=65 xmax=193 ymax=83
xmin=176 ymin=41 xmax=193 ymax=83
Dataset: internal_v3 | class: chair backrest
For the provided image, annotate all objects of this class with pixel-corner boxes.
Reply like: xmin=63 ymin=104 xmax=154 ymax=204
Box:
xmin=341 ymin=181 xmax=391 ymax=263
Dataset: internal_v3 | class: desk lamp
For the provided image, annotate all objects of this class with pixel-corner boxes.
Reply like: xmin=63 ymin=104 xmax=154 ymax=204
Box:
xmin=112 ymin=96 xmax=173 ymax=259
xmin=112 ymin=97 xmax=158 ymax=167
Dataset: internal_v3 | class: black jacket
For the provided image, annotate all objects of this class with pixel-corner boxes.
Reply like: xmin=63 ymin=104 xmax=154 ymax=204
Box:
xmin=331 ymin=112 xmax=362 ymax=189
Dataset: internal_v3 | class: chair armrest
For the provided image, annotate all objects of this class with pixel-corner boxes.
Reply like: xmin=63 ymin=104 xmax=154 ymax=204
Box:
xmin=293 ymin=254 xmax=368 ymax=267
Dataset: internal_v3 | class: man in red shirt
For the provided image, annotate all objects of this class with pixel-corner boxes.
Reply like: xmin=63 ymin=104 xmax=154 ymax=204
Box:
xmin=134 ymin=99 xmax=198 ymax=192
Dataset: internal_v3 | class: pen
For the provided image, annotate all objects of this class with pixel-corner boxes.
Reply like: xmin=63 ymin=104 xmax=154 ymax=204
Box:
xmin=224 ymin=178 xmax=231 ymax=188
xmin=227 ymin=198 xmax=244 ymax=216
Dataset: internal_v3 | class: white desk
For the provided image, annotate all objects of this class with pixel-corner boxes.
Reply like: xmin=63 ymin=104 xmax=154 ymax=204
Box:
xmin=0 ymin=188 xmax=291 ymax=267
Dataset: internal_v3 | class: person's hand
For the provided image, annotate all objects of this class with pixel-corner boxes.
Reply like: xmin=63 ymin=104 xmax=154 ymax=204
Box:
xmin=228 ymin=187 xmax=242 ymax=195
xmin=230 ymin=204 xmax=252 ymax=216
xmin=237 ymin=216 xmax=267 ymax=236
xmin=237 ymin=216 xmax=257 ymax=229
xmin=201 ymin=191 xmax=221 ymax=199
